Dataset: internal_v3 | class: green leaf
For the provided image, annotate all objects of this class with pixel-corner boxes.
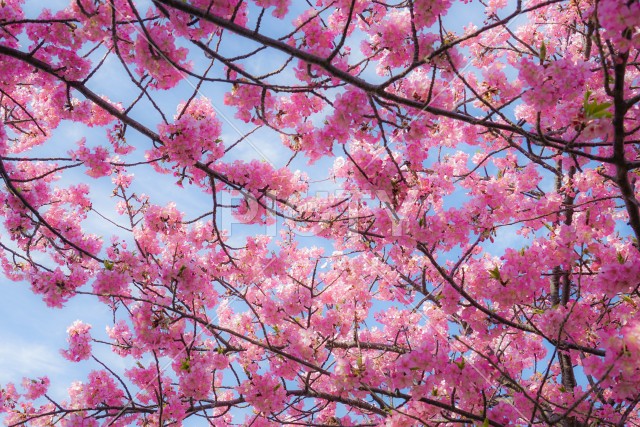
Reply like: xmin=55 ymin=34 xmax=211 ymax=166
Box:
xmin=483 ymin=418 xmax=490 ymax=427
xmin=588 ymin=103 xmax=613 ymax=119
xmin=488 ymin=266 xmax=501 ymax=281
xmin=177 ymin=265 xmax=187 ymax=276
xmin=103 ymin=260 xmax=114 ymax=271
xmin=617 ymin=252 xmax=626 ymax=264
xmin=621 ymin=295 xmax=636 ymax=307
xmin=583 ymin=91 xmax=613 ymax=119
xmin=539 ymin=41 xmax=546 ymax=63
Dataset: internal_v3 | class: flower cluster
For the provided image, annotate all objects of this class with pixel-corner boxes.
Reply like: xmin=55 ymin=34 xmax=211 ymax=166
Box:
xmin=61 ymin=321 xmax=92 ymax=362
xmin=157 ymin=98 xmax=224 ymax=167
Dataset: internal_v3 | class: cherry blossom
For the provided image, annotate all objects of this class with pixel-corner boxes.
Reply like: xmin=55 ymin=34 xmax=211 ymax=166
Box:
xmin=0 ymin=0 xmax=639 ymax=425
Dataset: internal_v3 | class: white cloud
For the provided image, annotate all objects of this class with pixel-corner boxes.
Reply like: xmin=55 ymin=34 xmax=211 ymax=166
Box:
xmin=0 ymin=340 xmax=64 ymax=384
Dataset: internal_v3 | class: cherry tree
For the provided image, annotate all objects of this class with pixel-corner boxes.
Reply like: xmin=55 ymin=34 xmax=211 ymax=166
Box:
xmin=1 ymin=0 xmax=639 ymax=425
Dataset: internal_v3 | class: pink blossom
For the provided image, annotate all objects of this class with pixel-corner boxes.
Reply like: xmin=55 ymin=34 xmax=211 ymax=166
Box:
xmin=21 ymin=377 xmax=49 ymax=400
xmin=69 ymin=138 xmax=111 ymax=178
xmin=61 ymin=321 xmax=92 ymax=362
